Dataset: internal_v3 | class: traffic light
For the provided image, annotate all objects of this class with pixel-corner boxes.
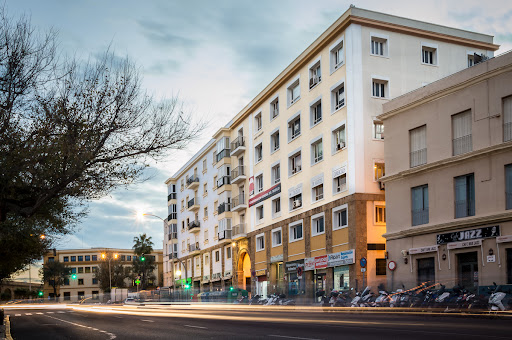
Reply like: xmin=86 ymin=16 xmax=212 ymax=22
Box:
xmin=184 ymin=283 xmax=190 ymax=289
xmin=229 ymin=286 xmax=234 ymax=291
xmin=38 ymin=291 xmax=43 ymax=297
xmin=140 ymin=255 xmax=145 ymax=262
xmin=71 ymin=274 xmax=77 ymax=280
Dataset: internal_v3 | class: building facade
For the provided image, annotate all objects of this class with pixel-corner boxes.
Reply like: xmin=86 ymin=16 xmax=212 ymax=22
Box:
xmin=43 ymin=248 xmax=163 ymax=301
xmin=163 ymin=6 xmax=498 ymax=299
xmin=380 ymin=51 xmax=512 ymax=292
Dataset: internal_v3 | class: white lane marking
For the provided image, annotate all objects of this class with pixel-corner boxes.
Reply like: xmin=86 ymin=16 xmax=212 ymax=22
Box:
xmin=25 ymin=313 xmax=32 ymax=316
xmin=141 ymin=319 xmax=154 ymax=322
xmin=44 ymin=314 xmax=116 ymax=339
xmin=15 ymin=314 xmax=21 ymax=317
xmin=57 ymin=311 xmax=66 ymax=313
xmin=184 ymin=325 xmax=207 ymax=329
xmin=47 ymin=312 xmax=54 ymax=314
xmin=269 ymin=335 xmax=322 ymax=340
xmin=36 ymin=312 xmax=43 ymax=315
xmin=114 ymin=316 xmax=123 ymax=319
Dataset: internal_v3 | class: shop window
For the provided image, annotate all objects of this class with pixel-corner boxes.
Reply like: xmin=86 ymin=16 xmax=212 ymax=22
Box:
xmin=376 ymin=259 xmax=387 ymax=275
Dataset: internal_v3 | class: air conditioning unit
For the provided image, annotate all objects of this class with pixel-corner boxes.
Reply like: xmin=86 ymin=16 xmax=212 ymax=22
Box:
xmin=293 ymin=200 xmax=302 ymax=209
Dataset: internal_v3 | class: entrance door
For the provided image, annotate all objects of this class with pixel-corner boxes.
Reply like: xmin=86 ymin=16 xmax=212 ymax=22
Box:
xmin=507 ymin=248 xmax=512 ymax=284
xmin=457 ymin=252 xmax=478 ymax=291
xmin=417 ymin=257 xmax=435 ymax=285
xmin=315 ymin=273 xmax=326 ymax=301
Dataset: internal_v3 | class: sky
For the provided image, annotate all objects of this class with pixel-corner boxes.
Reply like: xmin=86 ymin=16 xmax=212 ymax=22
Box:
xmin=6 ymin=0 xmax=512 ymax=280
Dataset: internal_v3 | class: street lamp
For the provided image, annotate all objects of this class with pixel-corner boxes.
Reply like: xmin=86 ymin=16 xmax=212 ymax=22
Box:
xmin=101 ymin=252 xmax=119 ymax=292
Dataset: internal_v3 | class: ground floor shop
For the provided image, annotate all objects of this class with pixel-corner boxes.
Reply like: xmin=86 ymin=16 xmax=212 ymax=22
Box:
xmin=386 ymin=221 xmax=512 ymax=293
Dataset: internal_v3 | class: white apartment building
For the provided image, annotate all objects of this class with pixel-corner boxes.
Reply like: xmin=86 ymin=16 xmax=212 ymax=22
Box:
xmin=163 ymin=6 xmax=498 ymax=299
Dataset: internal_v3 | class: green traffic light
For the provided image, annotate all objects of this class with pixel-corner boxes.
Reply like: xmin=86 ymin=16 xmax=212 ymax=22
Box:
xmin=229 ymin=287 xmax=234 ymax=291
xmin=38 ymin=291 xmax=43 ymax=297
xmin=71 ymin=274 xmax=77 ymax=279
xmin=141 ymin=256 xmax=145 ymax=262
xmin=184 ymin=284 xmax=190 ymax=289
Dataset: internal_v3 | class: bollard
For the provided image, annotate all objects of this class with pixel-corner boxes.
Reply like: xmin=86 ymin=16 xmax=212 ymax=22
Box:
xmin=0 ymin=308 xmax=4 ymax=325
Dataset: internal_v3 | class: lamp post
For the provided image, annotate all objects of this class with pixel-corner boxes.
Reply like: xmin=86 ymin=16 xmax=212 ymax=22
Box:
xmin=101 ymin=252 xmax=118 ymax=293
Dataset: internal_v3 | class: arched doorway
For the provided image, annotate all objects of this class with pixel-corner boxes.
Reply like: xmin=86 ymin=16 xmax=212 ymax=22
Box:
xmin=237 ymin=250 xmax=251 ymax=291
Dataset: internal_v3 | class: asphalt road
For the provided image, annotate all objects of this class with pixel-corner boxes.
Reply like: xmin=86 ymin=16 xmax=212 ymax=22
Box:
xmin=4 ymin=304 xmax=512 ymax=340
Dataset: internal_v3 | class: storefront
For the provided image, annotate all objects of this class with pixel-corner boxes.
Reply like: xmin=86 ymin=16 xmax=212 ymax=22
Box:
xmin=284 ymin=260 xmax=305 ymax=296
xmin=254 ymin=269 xmax=268 ymax=297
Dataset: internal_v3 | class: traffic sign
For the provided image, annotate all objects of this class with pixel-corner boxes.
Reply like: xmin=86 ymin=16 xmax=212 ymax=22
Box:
xmin=360 ymin=257 xmax=367 ymax=268
xmin=361 ymin=268 xmax=366 ymax=272
xmin=135 ymin=279 xmax=141 ymax=285
xmin=388 ymin=261 xmax=397 ymax=271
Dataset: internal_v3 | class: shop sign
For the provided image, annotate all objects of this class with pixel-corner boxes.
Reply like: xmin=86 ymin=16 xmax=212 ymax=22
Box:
xmin=304 ymin=257 xmax=315 ymax=271
xmin=270 ymin=254 xmax=284 ymax=263
xmin=249 ymin=183 xmax=281 ymax=207
xmin=327 ymin=249 xmax=355 ymax=267
xmin=285 ymin=260 xmax=304 ymax=273
xmin=255 ymin=269 xmax=267 ymax=276
xmin=447 ymin=239 xmax=482 ymax=250
xmin=249 ymin=176 xmax=254 ymax=196
xmin=487 ymin=255 xmax=496 ymax=263
xmin=409 ymin=245 xmax=438 ymax=255
xmin=437 ymin=225 xmax=500 ymax=244
xmin=496 ymin=235 xmax=512 ymax=243
xmin=314 ymin=255 xmax=328 ymax=269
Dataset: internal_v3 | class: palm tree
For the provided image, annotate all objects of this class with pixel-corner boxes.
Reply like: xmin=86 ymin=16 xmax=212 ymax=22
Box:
xmin=132 ymin=234 xmax=155 ymax=289
xmin=42 ymin=261 xmax=71 ymax=298
xmin=132 ymin=234 xmax=154 ymax=256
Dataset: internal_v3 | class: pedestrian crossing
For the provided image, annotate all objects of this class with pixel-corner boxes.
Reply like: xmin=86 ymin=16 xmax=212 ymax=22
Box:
xmin=8 ymin=310 xmax=73 ymax=317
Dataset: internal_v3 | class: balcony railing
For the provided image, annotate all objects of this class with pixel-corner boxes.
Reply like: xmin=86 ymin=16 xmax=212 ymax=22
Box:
xmin=188 ymin=220 xmax=200 ymax=230
xmin=452 ymin=134 xmax=472 ymax=156
xmin=309 ymin=76 xmax=321 ymax=89
xmin=167 ymin=213 xmax=177 ymax=221
xmin=505 ymin=122 xmax=512 ymax=142
xmin=217 ymin=202 xmax=231 ymax=214
xmin=410 ymin=148 xmax=427 ymax=168
xmin=230 ymin=136 xmax=245 ymax=152
xmin=216 ymin=149 xmax=230 ymax=162
xmin=231 ymin=166 xmax=245 ymax=180
xmin=186 ymin=176 xmax=199 ymax=187
xmin=232 ymin=195 xmax=245 ymax=208
xmin=217 ymin=176 xmax=231 ymax=188
xmin=188 ymin=242 xmax=200 ymax=252
xmin=412 ymin=209 xmax=429 ymax=226
xmin=187 ymin=197 xmax=199 ymax=208
xmin=218 ymin=229 xmax=232 ymax=240
xmin=168 ymin=193 xmax=177 ymax=201
xmin=232 ymin=224 xmax=246 ymax=238
xmin=455 ymin=200 xmax=475 ymax=218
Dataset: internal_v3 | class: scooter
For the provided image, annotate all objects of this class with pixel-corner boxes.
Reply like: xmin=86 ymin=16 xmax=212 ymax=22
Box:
xmin=489 ymin=283 xmax=507 ymax=311
xmin=351 ymin=286 xmax=370 ymax=307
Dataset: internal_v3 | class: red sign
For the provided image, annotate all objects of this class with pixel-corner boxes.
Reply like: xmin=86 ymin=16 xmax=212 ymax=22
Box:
xmin=388 ymin=261 xmax=397 ymax=271
xmin=248 ymin=183 xmax=281 ymax=207
xmin=314 ymin=255 xmax=328 ymax=269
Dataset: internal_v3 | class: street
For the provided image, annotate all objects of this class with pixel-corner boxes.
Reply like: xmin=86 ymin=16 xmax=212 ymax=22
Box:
xmin=4 ymin=304 xmax=512 ymax=340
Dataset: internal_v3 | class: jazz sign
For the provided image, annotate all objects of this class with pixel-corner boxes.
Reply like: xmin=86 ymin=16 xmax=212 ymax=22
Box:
xmin=436 ymin=225 xmax=500 ymax=244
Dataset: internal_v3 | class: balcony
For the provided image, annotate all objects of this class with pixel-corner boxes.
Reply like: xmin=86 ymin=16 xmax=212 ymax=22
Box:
xmin=216 ymin=149 xmax=230 ymax=163
xmin=230 ymin=136 xmax=246 ymax=156
xmin=452 ymin=134 xmax=472 ymax=156
xmin=231 ymin=166 xmax=246 ymax=184
xmin=187 ymin=197 xmax=200 ymax=211
xmin=167 ymin=232 xmax=178 ymax=241
xmin=217 ymin=202 xmax=231 ymax=215
xmin=412 ymin=209 xmax=429 ymax=226
xmin=188 ymin=242 xmax=200 ymax=255
xmin=410 ymin=148 xmax=427 ymax=168
xmin=168 ymin=193 xmax=177 ymax=201
xmin=186 ymin=176 xmax=199 ymax=189
xmin=188 ymin=220 xmax=201 ymax=232
xmin=218 ymin=229 xmax=232 ymax=241
xmin=232 ymin=224 xmax=247 ymax=240
xmin=216 ymin=176 xmax=231 ymax=189
xmin=232 ymin=195 xmax=247 ymax=212
xmin=167 ymin=213 xmax=177 ymax=222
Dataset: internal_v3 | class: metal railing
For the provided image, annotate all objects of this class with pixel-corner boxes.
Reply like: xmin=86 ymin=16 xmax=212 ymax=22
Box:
xmin=504 ymin=122 xmax=512 ymax=142
xmin=218 ymin=202 xmax=231 ymax=214
xmin=167 ymin=213 xmax=177 ymax=221
xmin=410 ymin=148 xmax=427 ymax=168
xmin=188 ymin=242 xmax=200 ymax=252
xmin=187 ymin=197 xmax=199 ymax=208
xmin=218 ymin=229 xmax=232 ymax=240
xmin=217 ymin=176 xmax=231 ymax=188
xmin=168 ymin=193 xmax=177 ymax=201
xmin=230 ymin=136 xmax=245 ymax=152
xmin=412 ymin=209 xmax=429 ymax=226
xmin=452 ymin=134 xmax=472 ymax=156
xmin=232 ymin=224 xmax=246 ymax=237
xmin=232 ymin=195 xmax=245 ymax=208
xmin=231 ymin=166 xmax=245 ymax=179
xmin=186 ymin=176 xmax=199 ymax=186
xmin=188 ymin=220 xmax=200 ymax=230
xmin=216 ymin=149 xmax=230 ymax=162
xmin=455 ymin=200 xmax=475 ymax=218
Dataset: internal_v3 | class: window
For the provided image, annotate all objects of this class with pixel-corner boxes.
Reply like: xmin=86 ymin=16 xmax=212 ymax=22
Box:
xmin=271 ymin=130 xmax=280 ymax=153
xmin=78 ymin=267 xmax=84 ymax=273
xmin=507 ymin=165 xmax=512 ymax=210
xmin=332 ymin=84 xmax=345 ymax=111
xmin=270 ymin=97 xmax=279 ymax=119
xmin=255 ymin=143 xmax=263 ymax=163
xmin=330 ymin=38 xmax=344 ymax=72
xmin=410 ymin=125 xmax=427 ymax=167
xmin=48 ymin=257 xmax=54 ymax=263
xmin=78 ymin=279 xmax=84 ymax=285
xmin=126 ymin=256 xmax=131 ymax=261
xmin=272 ymin=163 xmax=280 ymax=184
xmin=289 ymin=151 xmax=301 ymax=176
xmin=213 ymin=176 xmax=218 ymax=190
xmin=71 ymin=256 xmax=76 ymax=262
xmin=204 ymin=206 xmax=208 ymax=219
xmin=412 ymin=185 xmax=429 ymax=226
xmin=289 ymin=221 xmax=303 ymax=242
xmin=288 ymin=115 xmax=301 ymax=141
xmin=256 ymin=204 xmax=264 ymax=222
xmin=374 ymin=162 xmax=385 ymax=181
xmin=375 ymin=205 xmax=386 ymax=224
xmin=333 ymin=124 xmax=346 ymax=152
xmin=63 ymin=256 xmax=69 ymax=262
xmin=181 ymin=179 xmax=184 ymax=191
xmin=422 ymin=45 xmax=437 ymax=65
xmin=85 ymin=255 xmax=90 ymax=261
xmin=71 ymin=267 xmax=76 ymax=274
xmin=310 ymin=99 xmax=322 ymax=126
xmin=373 ymin=120 xmax=384 ymax=140
xmin=272 ymin=197 xmax=281 ymax=217
xmin=311 ymin=214 xmax=325 ymax=236
xmin=290 ymin=193 xmax=302 ymax=210
xmin=311 ymin=139 xmax=323 ymax=164
xmin=467 ymin=54 xmax=474 ymax=68
xmin=333 ymin=205 xmax=348 ymax=230
xmin=256 ymin=234 xmax=265 ymax=251
xmin=272 ymin=228 xmax=282 ymax=247
xmin=256 ymin=174 xmax=263 ymax=193
xmin=204 ymin=230 xmax=208 ymax=243
xmin=215 ymin=250 xmax=220 ymax=262
xmin=312 ymin=184 xmax=324 ymax=202
xmin=309 ymin=61 xmax=321 ymax=89
xmin=288 ymin=78 xmax=300 ymax=106
xmin=214 ymin=225 xmax=218 ymax=239
xmin=371 ymin=36 xmax=387 ymax=56
xmin=503 ymin=96 xmax=512 ymax=142
xmin=454 ymin=173 xmax=475 ymax=218
xmin=372 ymin=79 xmax=388 ymax=98
xmin=78 ymin=256 xmax=83 ymax=262
xmin=376 ymin=259 xmax=387 ymax=275
xmin=255 ymin=112 xmax=262 ymax=132
xmin=334 ymin=173 xmax=347 ymax=194
xmin=203 ymin=159 xmax=207 ymax=172
xmin=63 ymin=278 xmax=70 ymax=285
xmin=452 ymin=110 xmax=472 ymax=156
xmin=92 ymin=255 xmax=97 ymax=261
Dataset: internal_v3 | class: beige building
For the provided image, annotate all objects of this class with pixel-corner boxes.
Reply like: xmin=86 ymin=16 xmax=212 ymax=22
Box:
xmin=380 ymin=51 xmax=512 ymax=292
xmin=164 ymin=6 xmax=498 ymax=300
xmin=43 ymin=248 xmax=163 ymax=301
